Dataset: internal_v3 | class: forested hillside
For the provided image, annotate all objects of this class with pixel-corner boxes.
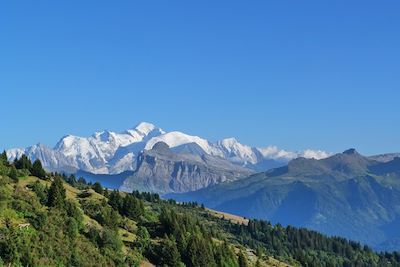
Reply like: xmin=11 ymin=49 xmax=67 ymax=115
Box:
xmin=1 ymin=152 xmax=400 ymax=267
xmin=169 ymin=150 xmax=400 ymax=250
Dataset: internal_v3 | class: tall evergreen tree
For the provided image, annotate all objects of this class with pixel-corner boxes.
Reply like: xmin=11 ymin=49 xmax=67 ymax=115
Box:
xmin=214 ymin=242 xmax=239 ymax=267
xmin=8 ymin=166 xmax=18 ymax=182
xmin=122 ymin=194 xmax=144 ymax=220
xmin=77 ymin=176 xmax=87 ymax=184
xmin=136 ymin=226 xmax=150 ymax=253
xmin=108 ymin=190 xmax=123 ymax=211
xmin=159 ymin=235 xmax=182 ymax=267
xmin=30 ymin=160 xmax=46 ymax=178
xmin=15 ymin=155 xmax=31 ymax=170
xmin=0 ymin=150 xmax=8 ymax=165
xmin=92 ymin=182 xmax=103 ymax=194
xmin=186 ymin=233 xmax=216 ymax=267
xmin=47 ymin=176 xmax=66 ymax=208
xmin=238 ymin=250 xmax=249 ymax=267
xmin=65 ymin=175 xmax=77 ymax=186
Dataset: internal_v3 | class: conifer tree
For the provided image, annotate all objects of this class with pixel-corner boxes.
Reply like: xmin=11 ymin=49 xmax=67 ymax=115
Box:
xmin=77 ymin=177 xmax=87 ymax=184
xmin=108 ymin=190 xmax=123 ymax=211
xmin=238 ymin=250 xmax=249 ymax=267
xmin=15 ymin=154 xmax=31 ymax=170
xmin=122 ymin=194 xmax=144 ymax=220
xmin=47 ymin=176 xmax=66 ymax=208
xmin=0 ymin=150 xmax=8 ymax=165
xmin=159 ymin=235 xmax=182 ymax=267
xmin=186 ymin=233 xmax=216 ymax=267
xmin=30 ymin=159 xmax=46 ymax=178
xmin=92 ymin=182 xmax=103 ymax=194
xmin=66 ymin=174 xmax=77 ymax=186
xmin=136 ymin=226 xmax=150 ymax=253
xmin=9 ymin=166 xmax=18 ymax=182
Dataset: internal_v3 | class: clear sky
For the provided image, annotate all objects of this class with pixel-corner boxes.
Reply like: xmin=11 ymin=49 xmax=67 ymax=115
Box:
xmin=1 ymin=1 xmax=399 ymax=155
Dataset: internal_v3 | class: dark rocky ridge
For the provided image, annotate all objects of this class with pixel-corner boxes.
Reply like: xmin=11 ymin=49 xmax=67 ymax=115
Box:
xmin=119 ymin=142 xmax=253 ymax=194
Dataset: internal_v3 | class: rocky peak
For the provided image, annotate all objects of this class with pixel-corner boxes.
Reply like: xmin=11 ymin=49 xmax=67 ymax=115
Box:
xmin=343 ymin=148 xmax=359 ymax=156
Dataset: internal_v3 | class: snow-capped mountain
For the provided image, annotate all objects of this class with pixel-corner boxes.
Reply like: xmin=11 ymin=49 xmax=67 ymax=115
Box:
xmin=6 ymin=122 xmax=331 ymax=174
xmin=51 ymin=122 xmax=165 ymax=173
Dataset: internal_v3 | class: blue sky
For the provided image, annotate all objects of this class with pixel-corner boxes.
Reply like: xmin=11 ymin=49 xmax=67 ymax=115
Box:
xmin=1 ymin=1 xmax=399 ymax=155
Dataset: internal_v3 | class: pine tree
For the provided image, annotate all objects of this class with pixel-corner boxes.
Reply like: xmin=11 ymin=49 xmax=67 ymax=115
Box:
xmin=92 ymin=182 xmax=103 ymax=194
xmin=186 ymin=233 xmax=216 ymax=267
xmin=15 ymin=154 xmax=32 ymax=170
xmin=108 ymin=190 xmax=123 ymax=211
xmin=9 ymin=166 xmax=18 ymax=182
xmin=136 ymin=226 xmax=150 ymax=253
xmin=66 ymin=174 xmax=77 ymax=186
xmin=214 ymin=242 xmax=239 ymax=267
xmin=159 ymin=235 xmax=182 ymax=267
xmin=30 ymin=159 xmax=46 ymax=178
xmin=238 ymin=250 xmax=249 ymax=267
xmin=0 ymin=150 xmax=8 ymax=165
xmin=77 ymin=177 xmax=87 ymax=184
xmin=47 ymin=176 xmax=66 ymax=208
xmin=122 ymin=194 xmax=144 ymax=220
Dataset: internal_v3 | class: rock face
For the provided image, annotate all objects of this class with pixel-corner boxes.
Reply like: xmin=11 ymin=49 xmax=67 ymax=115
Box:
xmin=120 ymin=142 xmax=252 ymax=194
xmin=168 ymin=150 xmax=400 ymax=250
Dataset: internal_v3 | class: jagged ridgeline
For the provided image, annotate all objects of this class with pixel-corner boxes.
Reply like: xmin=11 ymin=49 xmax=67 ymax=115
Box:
xmin=1 ymin=154 xmax=400 ymax=267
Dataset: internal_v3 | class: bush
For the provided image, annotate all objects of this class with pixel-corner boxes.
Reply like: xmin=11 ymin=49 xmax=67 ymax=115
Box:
xmin=78 ymin=190 xmax=92 ymax=198
xmin=66 ymin=218 xmax=79 ymax=239
xmin=100 ymin=228 xmax=123 ymax=251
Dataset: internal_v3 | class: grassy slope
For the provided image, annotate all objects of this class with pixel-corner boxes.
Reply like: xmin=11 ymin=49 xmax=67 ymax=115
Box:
xmin=9 ymin=175 xmax=291 ymax=267
xmin=11 ymin=176 xmax=139 ymax=261
xmin=207 ymin=208 xmax=250 ymax=225
xmin=208 ymin=208 xmax=293 ymax=267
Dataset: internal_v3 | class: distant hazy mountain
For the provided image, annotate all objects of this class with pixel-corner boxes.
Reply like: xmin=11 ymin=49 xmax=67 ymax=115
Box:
xmin=168 ymin=149 xmax=400 ymax=250
xmin=6 ymin=122 xmax=330 ymax=174
xmin=369 ymin=153 xmax=400 ymax=163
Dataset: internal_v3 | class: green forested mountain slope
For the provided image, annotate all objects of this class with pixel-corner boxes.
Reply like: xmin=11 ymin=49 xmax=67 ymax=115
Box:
xmin=169 ymin=149 xmax=400 ymax=251
xmin=1 ymin=152 xmax=400 ymax=267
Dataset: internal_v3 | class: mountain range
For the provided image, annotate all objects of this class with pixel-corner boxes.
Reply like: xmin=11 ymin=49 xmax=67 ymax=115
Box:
xmin=168 ymin=149 xmax=400 ymax=251
xmin=5 ymin=122 xmax=400 ymax=250
xmin=6 ymin=121 xmax=330 ymax=182
xmin=7 ymin=122 xmax=400 ymax=250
